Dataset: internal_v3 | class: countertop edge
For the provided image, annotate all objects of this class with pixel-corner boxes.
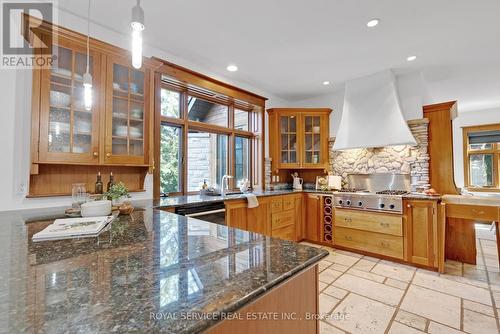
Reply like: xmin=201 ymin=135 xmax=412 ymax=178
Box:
xmin=194 ymin=249 xmax=328 ymax=333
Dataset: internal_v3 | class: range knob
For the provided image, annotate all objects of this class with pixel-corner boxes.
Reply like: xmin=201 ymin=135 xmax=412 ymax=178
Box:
xmin=389 ymin=204 xmax=395 ymax=210
xmin=357 ymin=201 xmax=363 ymax=207
xmin=346 ymin=200 xmax=351 ymax=206
xmin=338 ymin=199 xmax=343 ymax=205
xmin=379 ymin=203 xmax=385 ymax=209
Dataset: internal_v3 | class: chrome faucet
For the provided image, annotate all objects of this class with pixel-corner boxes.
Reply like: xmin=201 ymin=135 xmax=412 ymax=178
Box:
xmin=221 ymin=175 xmax=234 ymax=197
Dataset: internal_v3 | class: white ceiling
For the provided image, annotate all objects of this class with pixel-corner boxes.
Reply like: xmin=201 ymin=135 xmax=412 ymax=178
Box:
xmin=58 ymin=0 xmax=500 ymax=111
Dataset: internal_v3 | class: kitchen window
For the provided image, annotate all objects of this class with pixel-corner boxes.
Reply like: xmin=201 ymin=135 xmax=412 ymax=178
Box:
xmin=161 ymin=89 xmax=181 ymax=118
xmin=188 ymin=96 xmax=228 ymax=127
xmin=155 ymin=74 xmax=264 ymax=197
xmin=160 ymin=124 xmax=182 ymax=195
xmin=463 ymin=124 xmax=500 ymax=191
xmin=235 ymin=136 xmax=250 ymax=184
xmin=187 ymin=130 xmax=228 ymax=191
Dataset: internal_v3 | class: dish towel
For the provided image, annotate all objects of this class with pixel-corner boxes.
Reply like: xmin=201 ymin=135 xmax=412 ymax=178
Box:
xmin=245 ymin=193 xmax=259 ymax=208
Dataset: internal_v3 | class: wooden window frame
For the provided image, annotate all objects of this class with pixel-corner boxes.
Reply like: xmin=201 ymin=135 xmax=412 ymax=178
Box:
xmin=463 ymin=123 xmax=500 ymax=192
xmin=154 ymin=75 xmax=262 ymax=197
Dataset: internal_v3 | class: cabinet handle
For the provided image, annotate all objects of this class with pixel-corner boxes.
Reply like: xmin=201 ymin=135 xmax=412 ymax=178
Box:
xmin=93 ymin=152 xmax=98 ymax=157
xmin=380 ymin=241 xmax=389 ymax=248
xmin=380 ymin=223 xmax=390 ymax=228
xmin=344 ymin=218 xmax=352 ymax=223
xmin=407 ymin=204 xmax=412 ymax=208
xmin=344 ymin=236 xmax=352 ymax=241
xmin=106 ymin=153 xmax=111 ymax=158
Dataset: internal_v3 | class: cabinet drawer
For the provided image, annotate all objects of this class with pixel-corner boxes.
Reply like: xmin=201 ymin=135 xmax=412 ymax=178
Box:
xmin=334 ymin=227 xmax=403 ymax=259
xmin=272 ymin=210 xmax=295 ymax=230
xmin=446 ymin=204 xmax=499 ymax=221
xmin=272 ymin=225 xmax=295 ymax=241
xmin=270 ymin=197 xmax=283 ymax=213
xmin=334 ymin=210 xmax=403 ymax=236
xmin=282 ymin=195 xmax=296 ymax=211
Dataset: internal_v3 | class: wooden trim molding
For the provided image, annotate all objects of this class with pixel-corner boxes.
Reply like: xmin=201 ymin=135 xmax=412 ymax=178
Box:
xmin=153 ymin=57 xmax=267 ymax=108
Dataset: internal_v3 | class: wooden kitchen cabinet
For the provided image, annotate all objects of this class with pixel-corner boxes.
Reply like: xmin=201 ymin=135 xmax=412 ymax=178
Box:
xmin=304 ymin=194 xmax=321 ymax=243
xmin=104 ymin=55 xmax=152 ymax=165
xmin=225 ymin=198 xmax=271 ymax=236
xmin=333 ymin=208 xmax=404 ymax=260
xmin=30 ymin=17 xmax=159 ymax=168
xmin=404 ymin=199 xmax=438 ymax=267
xmin=225 ymin=194 xmax=302 ymax=242
xmin=267 ymin=108 xmax=331 ymax=172
xmin=36 ymin=35 xmax=102 ymax=164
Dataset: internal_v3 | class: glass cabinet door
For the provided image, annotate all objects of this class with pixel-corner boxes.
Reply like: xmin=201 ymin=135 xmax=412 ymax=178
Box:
xmin=39 ymin=42 xmax=99 ymax=163
xmin=279 ymin=115 xmax=298 ymax=165
xmin=303 ymin=115 xmax=322 ymax=165
xmin=107 ymin=61 xmax=147 ymax=163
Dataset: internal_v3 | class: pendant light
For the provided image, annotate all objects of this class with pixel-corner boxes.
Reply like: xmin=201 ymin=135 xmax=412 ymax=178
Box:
xmin=83 ymin=0 xmax=93 ymax=111
xmin=131 ymin=0 xmax=144 ymax=69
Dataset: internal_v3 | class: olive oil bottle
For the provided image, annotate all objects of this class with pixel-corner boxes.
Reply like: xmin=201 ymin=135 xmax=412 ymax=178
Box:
xmin=95 ymin=172 xmax=103 ymax=194
xmin=107 ymin=172 xmax=115 ymax=192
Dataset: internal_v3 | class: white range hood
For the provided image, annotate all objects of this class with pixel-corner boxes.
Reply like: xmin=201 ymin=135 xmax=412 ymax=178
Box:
xmin=333 ymin=70 xmax=417 ymax=150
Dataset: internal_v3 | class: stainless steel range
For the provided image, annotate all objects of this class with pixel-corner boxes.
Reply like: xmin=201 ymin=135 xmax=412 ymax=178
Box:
xmin=332 ymin=174 xmax=411 ymax=214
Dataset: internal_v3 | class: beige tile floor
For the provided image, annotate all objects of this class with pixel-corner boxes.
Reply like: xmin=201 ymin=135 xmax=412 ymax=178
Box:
xmin=304 ymin=223 xmax=500 ymax=334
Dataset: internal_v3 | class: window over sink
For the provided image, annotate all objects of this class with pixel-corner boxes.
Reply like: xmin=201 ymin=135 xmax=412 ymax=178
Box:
xmin=156 ymin=76 xmax=264 ymax=197
xmin=463 ymin=124 xmax=500 ymax=191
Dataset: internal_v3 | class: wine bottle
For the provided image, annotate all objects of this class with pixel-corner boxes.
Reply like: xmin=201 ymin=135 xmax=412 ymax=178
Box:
xmin=107 ymin=172 xmax=115 ymax=192
xmin=95 ymin=172 xmax=103 ymax=194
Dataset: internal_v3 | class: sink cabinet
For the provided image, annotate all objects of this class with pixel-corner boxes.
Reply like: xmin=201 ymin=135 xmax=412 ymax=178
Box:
xmin=267 ymin=108 xmax=331 ymax=172
xmin=225 ymin=194 xmax=303 ymax=242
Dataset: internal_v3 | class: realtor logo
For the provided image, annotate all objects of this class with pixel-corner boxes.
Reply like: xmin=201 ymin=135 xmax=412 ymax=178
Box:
xmin=1 ymin=0 xmax=57 ymax=69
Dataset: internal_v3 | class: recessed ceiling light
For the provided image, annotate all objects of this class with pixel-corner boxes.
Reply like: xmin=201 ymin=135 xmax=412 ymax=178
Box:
xmin=226 ymin=64 xmax=238 ymax=72
xmin=323 ymin=81 xmax=330 ymax=86
xmin=366 ymin=19 xmax=380 ymax=28
xmin=407 ymin=55 xmax=417 ymax=62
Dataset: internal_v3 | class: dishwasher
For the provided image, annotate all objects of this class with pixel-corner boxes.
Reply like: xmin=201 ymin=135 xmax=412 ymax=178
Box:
xmin=175 ymin=201 xmax=226 ymax=225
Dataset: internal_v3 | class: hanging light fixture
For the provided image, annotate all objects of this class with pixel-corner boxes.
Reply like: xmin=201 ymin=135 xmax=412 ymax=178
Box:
xmin=83 ymin=0 xmax=93 ymax=111
xmin=131 ymin=0 xmax=144 ymax=69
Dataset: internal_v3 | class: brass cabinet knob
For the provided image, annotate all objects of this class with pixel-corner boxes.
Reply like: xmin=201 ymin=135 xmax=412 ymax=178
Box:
xmin=407 ymin=204 xmax=412 ymax=208
xmin=93 ymin=152 xmax=98 ymax=157
xmin=106 ymin=153 xmax=111 ymax=158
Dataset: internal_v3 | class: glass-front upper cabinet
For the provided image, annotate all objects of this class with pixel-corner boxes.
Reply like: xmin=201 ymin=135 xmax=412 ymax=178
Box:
xmin=38 ymin=39 xmax=101 ymax=163
xmin=301 ymin=113 xmax=328 ymax=168
xmin=267 ymin=108 xmax=331 ymax=171
xmin=303 ymin=115 xmax=321 ymax=165
xmin=105 ymin=56 xmax=150 ymax=165
xmin=279 ymin=114 xmax=300 ymax=168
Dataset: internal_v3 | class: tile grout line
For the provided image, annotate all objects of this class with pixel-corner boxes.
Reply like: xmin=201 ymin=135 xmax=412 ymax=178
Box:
xmin=320 ymin=246 xmax=362 ymax=334
xmin=383 ymin=267 xmax=418 ymax=334
xmin=460 ymin=298 xmax=464 ymax=332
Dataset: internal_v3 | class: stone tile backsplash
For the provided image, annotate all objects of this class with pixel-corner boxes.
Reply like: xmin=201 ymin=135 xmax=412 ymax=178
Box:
xmin=265 ymin=119 xmax=430 ymax=191
xmin=329 ymin=119 xmax=430 ymax=191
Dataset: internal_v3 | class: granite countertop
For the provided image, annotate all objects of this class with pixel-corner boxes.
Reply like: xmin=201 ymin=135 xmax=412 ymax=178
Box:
xmin=154 ymin=189 xmax=441 ymax=209
xmin=154 ymin=189 xmax=305 ymax=209
xmin=0 ymin=208 xmax=327 ymax=333
xmin=441 ymin=194 xmax=500 ymax=206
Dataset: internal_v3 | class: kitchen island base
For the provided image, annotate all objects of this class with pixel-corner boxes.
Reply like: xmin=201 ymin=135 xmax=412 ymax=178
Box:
xmin=205 ymin=265 xmax=319 ymax=334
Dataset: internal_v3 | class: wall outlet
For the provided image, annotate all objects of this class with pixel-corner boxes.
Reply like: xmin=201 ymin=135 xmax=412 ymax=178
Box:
xmin=16 ymin=182 xmax=26 ymax=195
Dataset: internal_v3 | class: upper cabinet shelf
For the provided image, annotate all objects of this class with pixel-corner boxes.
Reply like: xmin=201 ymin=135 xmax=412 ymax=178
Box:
xmin=267 ymin=108 xmax=331 ymax=171
xmin=30 ymin=20 xmax=161 ymax=170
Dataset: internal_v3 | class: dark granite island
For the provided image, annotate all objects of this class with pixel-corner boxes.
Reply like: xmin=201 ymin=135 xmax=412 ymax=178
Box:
xmin=0 ymin=208 xmax=327 ymax=333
